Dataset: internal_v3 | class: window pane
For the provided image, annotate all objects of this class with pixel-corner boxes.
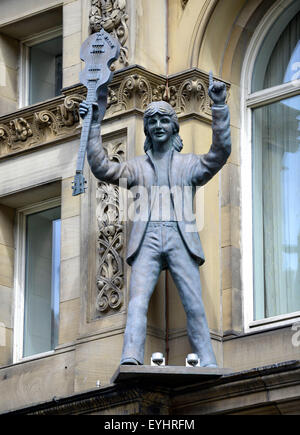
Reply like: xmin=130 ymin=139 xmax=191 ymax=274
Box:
xmin=29 ymin=36 xmax=62 ymax=105
xmin=252 ymin=96 xmax=300 ymax=320
xmin=23 ymin=206 xmax=61 ymax=357
xmin=252 ymin=7 xmax=300 ymax=92
xmin=51 ymin=218 xmax=61 ymax=350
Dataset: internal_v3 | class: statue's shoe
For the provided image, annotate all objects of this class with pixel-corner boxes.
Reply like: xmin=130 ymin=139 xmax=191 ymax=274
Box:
xmin=120 ymin=358 xmax=141 ymax=365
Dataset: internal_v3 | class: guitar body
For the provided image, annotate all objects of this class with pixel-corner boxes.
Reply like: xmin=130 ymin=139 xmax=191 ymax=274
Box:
xmin=72 ymin=29 xmax=120 ymax=196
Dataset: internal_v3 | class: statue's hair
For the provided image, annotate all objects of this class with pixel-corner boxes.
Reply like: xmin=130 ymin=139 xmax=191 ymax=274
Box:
xmin=143 ymin=101 xmax=183 ymax=153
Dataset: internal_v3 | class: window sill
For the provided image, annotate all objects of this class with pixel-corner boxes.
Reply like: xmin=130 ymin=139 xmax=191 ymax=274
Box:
xmin=13 ymin=350 xmax=55 ymax=365
xmin=246 ymin=311 xmax=300 ymax=333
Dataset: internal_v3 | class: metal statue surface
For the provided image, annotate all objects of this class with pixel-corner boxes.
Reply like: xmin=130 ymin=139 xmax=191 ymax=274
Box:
xmin=80 ymin=71 xmax=231 ymax=367
xmin=72 ymin=29 xmax=120 ymax=196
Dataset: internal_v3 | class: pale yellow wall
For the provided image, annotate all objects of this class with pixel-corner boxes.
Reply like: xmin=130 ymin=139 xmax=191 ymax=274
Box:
xmin=168 ymin=0 xmax=213 ymax=73
xmin=58 ymin=177 xmax=81 ymax=346
xmin=167 ymin=0 xmax=251 ymax=76
xmin=0 ymin=34 xmax=19 ymax=116
xmin=198 ymin=0 xmax=248 ymax=73
xmin=0 ymin=0 xmax=63 ymax=25
xmin=0 ymin=205 xmax=14 ymax=367
xmin=128 ymin=0 xmax=167 ymax=74
xmin=180 ymin=119 xmax=221 ymax=333
xmin=63 ymin=0 xmax=83 ymax=88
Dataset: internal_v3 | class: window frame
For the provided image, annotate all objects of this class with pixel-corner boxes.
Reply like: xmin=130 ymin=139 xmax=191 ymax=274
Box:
xmin=13 ymin=197 xmax=61 ymax=363
xmin=241 ymin=0 xmax=300 ymax=333
xmin=19 ymin=26 xmax=63 ymax=108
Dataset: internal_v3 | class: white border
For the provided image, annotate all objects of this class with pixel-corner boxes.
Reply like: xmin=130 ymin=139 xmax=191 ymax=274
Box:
xmin=13 ymin=197 xmax=61 ymax=363
xmin=241 ymin=0 xmax=300 ymax=333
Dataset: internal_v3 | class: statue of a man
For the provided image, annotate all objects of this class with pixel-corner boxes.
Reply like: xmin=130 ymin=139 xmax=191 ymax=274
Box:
xmin=80 ymin=74 xmax=231 ymax=367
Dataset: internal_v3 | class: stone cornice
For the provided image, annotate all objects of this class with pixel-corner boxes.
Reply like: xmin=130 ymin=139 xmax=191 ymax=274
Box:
xmin=3 ymin=360 xmax=300 ymax=415
xmin=0 ymin=65 xmax=230 ymax=160
xmin=0 ymin=87 xmax=85 ymax=160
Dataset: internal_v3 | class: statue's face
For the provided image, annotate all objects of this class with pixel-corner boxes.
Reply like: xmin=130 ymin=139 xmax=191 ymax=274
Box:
xmin=147 ymin=113 xmax=174 ymax=146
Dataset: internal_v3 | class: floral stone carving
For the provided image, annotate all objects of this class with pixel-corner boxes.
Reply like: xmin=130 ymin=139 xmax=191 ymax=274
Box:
xmin=95 ymin=138 xmax=126 ymax=314
xmin=89 ymin=0 xmax=129 ymax=66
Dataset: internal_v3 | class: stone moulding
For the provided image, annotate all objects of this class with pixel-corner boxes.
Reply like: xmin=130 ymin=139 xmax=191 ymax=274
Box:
xmin=3 ymin=360 xmax=300 ymax=415
xmin=0 ymin=88 xmax=86 ymax=159
xmin=0 ymin=66 xmax=230 ymax=160
xmin=95 ymin=137 xmax=126 ymax=316
xmin=105 ymin=66 xmax=231 ymax=120
xmin=181 ymin=0 xmax=189 ymax=10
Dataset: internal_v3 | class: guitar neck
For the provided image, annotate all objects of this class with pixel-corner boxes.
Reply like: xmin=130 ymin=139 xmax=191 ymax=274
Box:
xmin=75 ymin=84 xmax=97 ymax=174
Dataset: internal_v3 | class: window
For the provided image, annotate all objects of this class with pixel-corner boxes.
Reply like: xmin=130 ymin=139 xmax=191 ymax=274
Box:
xmin=20 ymin=28 xmax=63 ymax=106
xmin=14 ymin=199 xmax=61 ymax=361
xmin=0 ymin=6 xmax=62 ymax=113
xmin=242 ymin=0 xmax=300 ymax=330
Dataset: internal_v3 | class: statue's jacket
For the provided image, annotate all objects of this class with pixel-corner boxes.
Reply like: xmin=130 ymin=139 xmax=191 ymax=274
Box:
xmin=87 ymin=104 xmax=231 ymax=266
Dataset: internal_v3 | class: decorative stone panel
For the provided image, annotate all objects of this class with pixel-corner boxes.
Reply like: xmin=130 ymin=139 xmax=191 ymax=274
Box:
xmin=0 ymin=88 xmax=85 ymax=159
xmin=0 ymin=66 xmax=230 ymax=159
xmin=89 ymin=0 xmax=129 ymax=67
xmin=95 ymin=136 xmax=126 ymax=316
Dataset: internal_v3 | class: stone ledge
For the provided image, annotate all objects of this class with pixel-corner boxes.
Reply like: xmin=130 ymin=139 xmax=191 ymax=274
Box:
xmin=2 ymin=360 xmax=299 ymax=415
xmin=0 ymin=65 xmax=230 ymax=160
xmin=111 ymin=365 xmax=232 ymax=388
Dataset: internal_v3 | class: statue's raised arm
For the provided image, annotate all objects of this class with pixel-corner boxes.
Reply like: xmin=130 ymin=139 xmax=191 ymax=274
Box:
xmin=208 ymin=70 xmax=227 ymax=106
xmin=189 ymin=71 xmax=231 ymax=187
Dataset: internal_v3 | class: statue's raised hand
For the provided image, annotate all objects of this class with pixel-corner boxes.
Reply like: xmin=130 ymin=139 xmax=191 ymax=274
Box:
xmin=208 ymin=71 xmax=226 ymax=106
xmin=79 ymin=101 xmax=99 ymax=123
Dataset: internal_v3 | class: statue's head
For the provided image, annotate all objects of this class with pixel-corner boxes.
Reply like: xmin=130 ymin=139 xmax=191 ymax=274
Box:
xmin=143 ymin=101 xmax=183 ymax=153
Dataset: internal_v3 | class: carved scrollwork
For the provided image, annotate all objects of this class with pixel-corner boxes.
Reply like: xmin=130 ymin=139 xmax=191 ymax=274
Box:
xmin=10 ymin=118 xmax=33 ymax=142
xmin=0 ymin=124 xmax=11 ymax=155
xmin=161 ymin=85 xmax=178 ymax=109
xmin=152 ymin=84 xmax=167 ymax=103
xmin=34 ymin=110 xmax=59 ymax=137
xmin=178 ymin=79 xmax=207 ymax=113
xmin=0 ymin=68 xmax=229 ymax=159
xmin=107 ymin=74 xmax=153 ymax=114
xmin=95 ymin=139 xmax=126 ymax=315
xmin=89 ymin=0 xmax=129 ymax=67
xmin=57 ymin=94 xmax=85 ymax=127
xmin=122 ymin=74 xmax=151 ymax=109
xmin=0 ymin=91 xmax=85 ymax=158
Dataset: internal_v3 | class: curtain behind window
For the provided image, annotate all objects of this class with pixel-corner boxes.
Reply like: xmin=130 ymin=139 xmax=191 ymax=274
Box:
xmin=252 ymin=10 xmax=300 ymax=320
xmin=264 ymin=11 xmax=300 ymax=89
xmin=253 ymin=98 xmax=300 ymax=319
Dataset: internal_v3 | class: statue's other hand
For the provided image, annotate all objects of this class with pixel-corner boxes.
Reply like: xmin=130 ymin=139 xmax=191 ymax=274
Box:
xmin=79 ymin=101 xmax=99 ymax=123
xmin=79 ymin=101 xmax=89 ymax=119
xmin=208 ymin=71 xmax=226 ymax=106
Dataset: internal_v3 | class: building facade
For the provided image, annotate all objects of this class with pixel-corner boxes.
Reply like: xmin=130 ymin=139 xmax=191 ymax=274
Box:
xmin=0 ymin=0 xmax=299 ymax=414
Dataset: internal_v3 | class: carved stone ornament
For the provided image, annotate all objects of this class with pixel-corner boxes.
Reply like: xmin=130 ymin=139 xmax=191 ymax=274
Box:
xmin=181 ymin=0 xmax=189 ymax=9
xmin=105 ymin=67 xmax=228 ymax=121
xmin=0 ymin=66 xmax=229 ymax=158
xmin=89 ymin=0 xmax=129 ymax=66
xmin=95 ymin=138 xmax=126 ymax=315
xmin=178 ymin=78 xmax=208 ymax=114
xmin=0 ymin=90 xmax=85 ymax=158
xmin=0 ymin=67 xmax=229 ymax=159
